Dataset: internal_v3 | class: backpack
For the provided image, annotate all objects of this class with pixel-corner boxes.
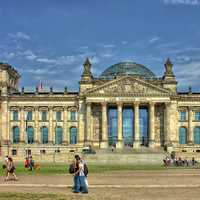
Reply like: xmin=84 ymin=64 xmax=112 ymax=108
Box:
xmin=69 ymin=163 xmax=75 ymax=174
xmin=84 ymin=163 xmax=88 ymax=176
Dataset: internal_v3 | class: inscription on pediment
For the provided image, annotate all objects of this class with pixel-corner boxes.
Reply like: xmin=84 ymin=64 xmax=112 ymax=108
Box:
xmin=97 ymin=78 xmax=166 ymax=95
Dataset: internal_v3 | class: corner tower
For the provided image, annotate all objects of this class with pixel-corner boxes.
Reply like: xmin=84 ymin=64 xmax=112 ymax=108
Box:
xmin=79 ymin=58 xmax=93 ymax=93
xmin=0 ymin=63 xmax=20 ymax=96
xmin=162 ymin=58 xmax=177 ymax=93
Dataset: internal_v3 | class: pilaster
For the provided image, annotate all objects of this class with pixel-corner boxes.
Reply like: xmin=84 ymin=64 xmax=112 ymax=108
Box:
xmin=149 ymin=102 xmax=155 ymax=148
xmin=133 ymin=102 xmax=140 ymax=148
xmin=100 ymin=102 xmax=108 ymax=148
xmin=116 ymin=102 xmax=123 ymax=149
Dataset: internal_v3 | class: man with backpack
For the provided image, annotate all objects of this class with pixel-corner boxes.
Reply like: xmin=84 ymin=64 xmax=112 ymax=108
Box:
xmin=70 ymin=154 xmax=88 ymax=194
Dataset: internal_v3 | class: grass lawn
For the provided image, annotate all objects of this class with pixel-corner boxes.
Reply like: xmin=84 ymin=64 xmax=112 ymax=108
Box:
xmin=0 ymin=162 xmax=198 ymax=176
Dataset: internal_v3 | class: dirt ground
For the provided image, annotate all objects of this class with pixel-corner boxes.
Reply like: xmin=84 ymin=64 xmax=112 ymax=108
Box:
xmin=1 ymin=169 xmax=200 ymax=200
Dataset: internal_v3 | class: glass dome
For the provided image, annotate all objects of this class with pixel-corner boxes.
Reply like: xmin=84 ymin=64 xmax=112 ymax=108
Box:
xmin=99 ymin=62 xmax=156 ymax=80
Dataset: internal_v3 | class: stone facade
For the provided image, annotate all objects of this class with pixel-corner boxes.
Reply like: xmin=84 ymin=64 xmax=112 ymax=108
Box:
xmin=0 ymin=59 xmax=200 ymax=160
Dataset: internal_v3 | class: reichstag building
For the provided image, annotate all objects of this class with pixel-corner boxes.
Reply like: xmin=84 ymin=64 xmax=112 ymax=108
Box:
xmin=1 ymin=58 xmax=200 ymax=159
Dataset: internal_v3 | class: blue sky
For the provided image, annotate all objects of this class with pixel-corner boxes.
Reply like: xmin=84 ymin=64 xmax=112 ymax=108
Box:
xmin=0 ymin=0 xmax=200 ymax=92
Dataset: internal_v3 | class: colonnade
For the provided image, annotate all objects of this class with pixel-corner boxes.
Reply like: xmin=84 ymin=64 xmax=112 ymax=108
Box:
xmin=86 ymin=102 xmax=156 ymax=149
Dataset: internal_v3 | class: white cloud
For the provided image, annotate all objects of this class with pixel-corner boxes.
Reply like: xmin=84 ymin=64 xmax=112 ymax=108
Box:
xmin=163 ymin=0 xmax=200 ymax=5
xmin=101 ymin=44 xmax=116 ymax=48
xmin=175 ymin=55 xmax=191 ymax=63
xmin=121 ymin=41 xmax=128 ymax=45
xmin=149 ymin=36 xmax=160 ymax=44
xmin=90 ymin=56 xmax=100 ymax=64
xmin=8 ymin=32 xmax=31 ymax=40
xmin=23 ymin=50 xmax=37 ymax=60
xmin=176 ymin=60 xmax=200 ymax=87
xmin=36 ymin=55 xmax=77 ymax=65
xmin=79 ymin=46 xmax=89 ymax=50
xmin=7 ymin=52 xmax=15 ymax=59
xmin=101 ymin=53 xmax=114 ymax=58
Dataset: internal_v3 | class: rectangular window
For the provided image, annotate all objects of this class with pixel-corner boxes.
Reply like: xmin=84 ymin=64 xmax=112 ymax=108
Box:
xmin=41 ymin=111 xmax=47 ymax=121
xmin=12 ymin=149 xmax=17 ymax=156
xmin=70 ymin=111 xmax=76 ymax=121
xmin=40 ymin=149 xmax=46 ymax=154
xmin=27 ymin=111 xmax=32 ymax=121
xmin=56 ymin=111 xmax=62 ymax=121
xmin=195 ymin=111 xmax=200 ymax=121
xmin=13 ymin=111 xmax=18 ymax=121
xmin=25 ymin=149 xmax=31 ymax=156
xmin=179 ymin=111 xmax=186 ymax=121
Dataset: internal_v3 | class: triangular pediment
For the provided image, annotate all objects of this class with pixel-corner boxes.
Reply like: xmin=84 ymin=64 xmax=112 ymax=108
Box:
xmin=85 ymin=76 xmax=170 ymax=96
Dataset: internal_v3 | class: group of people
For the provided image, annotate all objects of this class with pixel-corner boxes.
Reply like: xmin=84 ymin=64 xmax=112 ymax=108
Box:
xmin=3 ymin=156 xmax=18 ymax=181
xmin=24 ymin=156 xmax=35 ymax=171
xmin=163 ymin=155 xmax=198 ymax=167
xmin=69 ymin=154 xmax=88 ymax=194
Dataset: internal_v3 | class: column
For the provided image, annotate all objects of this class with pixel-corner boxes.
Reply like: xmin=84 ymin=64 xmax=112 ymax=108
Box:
xmin=34 ymin=107 xmax=39 ymax=143
xmin=1 ymin=101 xmax=9 ymax=144
xmin=20 ymin=106 xmax=25 ymax=143
xmin=164 ymin=102 xmax=178 ymax=148
xmin=116 ymin=102 xmax=123 ymax=149
xmin=188 ymin=107 xmax=193 ymax=144
xmin=100 ymin=102 xmax=108 ymax=148
xmin=78 ymin=101 xmax=85 ymax=145
xmin=63 ymin=106 xmax=68 ymax=144
xmin=133 ymin=102 xmax=140 ymax=148
xmin=49 ymin=107 xmax=53 ymax=144
xmin=149 ymin=102 xmax=155 ymax=148
xmin=164 ymin=102 xmax=171 ymax=146
xmin=86 ymin=103 xmax=91 ymax=144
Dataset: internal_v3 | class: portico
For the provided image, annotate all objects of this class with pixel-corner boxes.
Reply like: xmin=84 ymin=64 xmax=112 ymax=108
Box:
xmin=85 ymin=98 xmax=170 ymax=149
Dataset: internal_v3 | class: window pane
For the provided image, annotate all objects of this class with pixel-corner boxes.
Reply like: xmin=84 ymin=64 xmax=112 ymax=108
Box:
xmin=27 ymin=127 xmax=34 ymax=144
xmin=179 ymin=127 xmax=187 ymax=144
xmin=179 ymin=111 xmax=186 ymax=121
xmin=13 ymin=127 xmax=20 ymax=143
xmin=195 ymin=112 xmax=200 ymax=121
xmin=70 ymin=127 xmax=77 ymax=144
xmin=41 ymin=127 xmax=48 ymax=144
xmin=70 ymin=111 xmax=76 ymax=121
xmin=55 ymin=127 xmax=63 ymax=144
xmin=13 ymin=111 xmax=18 ymax=121
xmin=194 ymin=127 xmax=200 ymax=144
xmin=123 ymin=108 xmax=133 ymax=146
xmin=108 ymin=108 xmax=118 ymax=146
xmin=56 ymin=111 xmax=61 ymax=121
xmin=27 ymin=111 xmax=32 ymax=121
xmin=42 ymin=111 xmax=47 ymax=121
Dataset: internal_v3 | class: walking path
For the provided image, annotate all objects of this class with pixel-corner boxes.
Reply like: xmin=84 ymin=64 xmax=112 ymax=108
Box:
xmin=1 ymin=170 xmax=200 ymax=199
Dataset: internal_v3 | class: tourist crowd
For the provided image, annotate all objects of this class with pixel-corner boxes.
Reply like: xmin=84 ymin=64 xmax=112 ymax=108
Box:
xmin=163 ymin=155 xmax=198 ymax=167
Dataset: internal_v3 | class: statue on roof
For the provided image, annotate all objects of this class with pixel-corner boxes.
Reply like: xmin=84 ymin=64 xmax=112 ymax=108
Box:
xmin=81 ymin=57 xmax=93 ymax=82
xmin=164 ymin=58 xmax=174 ymax=77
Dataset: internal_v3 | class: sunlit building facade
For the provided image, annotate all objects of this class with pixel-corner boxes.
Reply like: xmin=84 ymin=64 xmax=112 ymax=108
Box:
xmin=0 ymin=58 xmax=200 ymax=159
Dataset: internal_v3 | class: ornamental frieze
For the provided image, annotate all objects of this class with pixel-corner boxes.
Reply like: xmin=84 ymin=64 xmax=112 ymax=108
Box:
xmin=85 ymin=76 xmax=171 ymax=97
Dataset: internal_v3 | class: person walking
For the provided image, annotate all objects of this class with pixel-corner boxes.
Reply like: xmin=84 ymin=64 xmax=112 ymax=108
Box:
xmin=73 ymin=155 xmax=88 ymax=193
xmin=5 ymin=157 xmax=18 ymax=181
xmin=29 ymin=156 xmax=34 ymax=171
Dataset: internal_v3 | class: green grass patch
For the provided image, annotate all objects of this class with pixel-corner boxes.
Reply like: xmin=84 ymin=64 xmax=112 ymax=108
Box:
xmin=0 ymin=163 xmax=198 ymax=176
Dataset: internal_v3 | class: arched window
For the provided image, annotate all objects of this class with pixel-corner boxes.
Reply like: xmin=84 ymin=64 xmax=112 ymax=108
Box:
xmin=194 ymin=127 xmax=200 ymax=144
xmin=13 ymin=126 xmax=20 ymax=143
xmin=27 ymin=126 xmax=34 ymax=144
xmin=179 ymin=127 xmax=187 ymax=144
xmin=55 ymin=126 xmax=63 ymax=144
xmin=41 ymin=126 xmax=48 ymax=144
xmin=70 ymin=127 xmax=77 ymax=144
